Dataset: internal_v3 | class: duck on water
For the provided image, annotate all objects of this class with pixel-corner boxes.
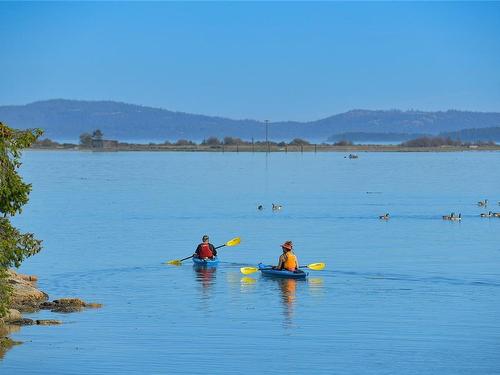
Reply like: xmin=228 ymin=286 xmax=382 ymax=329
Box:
xmin=480 ymin=211 xmax=500 ymax=218
xmin=478 ymin=199 xmax=488 ymax=207
xmin=443 ymin=213 xmax=462 ymax=221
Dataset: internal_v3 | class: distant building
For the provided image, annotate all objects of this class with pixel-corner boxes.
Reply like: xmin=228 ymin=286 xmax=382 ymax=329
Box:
xmin=91 ymin=130 xmax=104 ymax=149
xmin=103 ymin=140 xmax=119 ymax=148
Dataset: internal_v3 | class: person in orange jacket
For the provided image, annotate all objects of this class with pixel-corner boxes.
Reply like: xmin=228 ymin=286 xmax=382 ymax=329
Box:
xmin=275 ymin=241 xmax=299 ymax=271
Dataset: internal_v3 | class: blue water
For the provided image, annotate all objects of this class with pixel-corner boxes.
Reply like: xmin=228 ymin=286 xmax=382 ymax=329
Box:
xmin=2 ymin=151 xmax=500 ymax=374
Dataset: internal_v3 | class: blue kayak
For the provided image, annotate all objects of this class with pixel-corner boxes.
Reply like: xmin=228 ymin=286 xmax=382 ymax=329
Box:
xmin=193 ymin=257 xmax=219 ymax=267
xmin=258 ymin=263 xmax=308 ymax=279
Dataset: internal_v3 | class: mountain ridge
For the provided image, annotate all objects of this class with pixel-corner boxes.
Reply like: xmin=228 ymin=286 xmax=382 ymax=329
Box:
xmin=1 ymin=99 xmax=499 ymax=141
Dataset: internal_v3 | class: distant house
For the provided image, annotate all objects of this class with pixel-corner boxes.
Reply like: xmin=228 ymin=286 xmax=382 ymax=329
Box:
xmin=87 ymin=129 xmax=119 ymax=150
xmin=91 ymin=130 xmax=104 ymax=149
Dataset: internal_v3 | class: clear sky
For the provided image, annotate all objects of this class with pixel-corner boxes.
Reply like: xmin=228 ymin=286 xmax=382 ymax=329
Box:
xmin=1 ymin=2 xmax=499 ymax=121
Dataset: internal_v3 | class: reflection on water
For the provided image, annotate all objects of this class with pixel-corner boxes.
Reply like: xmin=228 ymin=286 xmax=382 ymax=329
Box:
xmin=192 ymin=265 xmax=217 ymax=297
xmin=0 ymin=325 xmax=21 ymax=360
xmin=5 ymin=152 xmax=500 ymax=374
xmin=308 ymin=277 xmax=325 ymax=297
xmin=240 ymin=276 xmax=256 ymax=285
xmin=264 ymin=278 xmax=302 ymax=329
xmin=0 ymin=324 xmax=21 ymax=337
xmin=278 ymin=278 xmax=298 ymax=327
xmin=273 ymin=277 xmax=325 ymax=328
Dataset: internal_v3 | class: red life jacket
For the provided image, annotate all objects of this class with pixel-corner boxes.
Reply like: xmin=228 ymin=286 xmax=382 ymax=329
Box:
xmin=198 ymin=243 xmax=213 ymax=258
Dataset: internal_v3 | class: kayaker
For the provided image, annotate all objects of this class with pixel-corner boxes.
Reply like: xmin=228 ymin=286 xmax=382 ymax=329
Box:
xmin=274 ymin=241 xmax=299 ymax=272
xmin=194 ymin=235 xmax=217 ymax=260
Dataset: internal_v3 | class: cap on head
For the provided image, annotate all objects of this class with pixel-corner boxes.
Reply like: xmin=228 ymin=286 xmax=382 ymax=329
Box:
xmin=202 ymin=235 xmax=209 ymax=242
xmin=281 ymin=241 xmax=293 ymax=251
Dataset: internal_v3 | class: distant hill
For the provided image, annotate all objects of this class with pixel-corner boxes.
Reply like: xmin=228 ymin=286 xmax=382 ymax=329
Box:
xmin=439 ymin=127 xmax=500 ymax=142
xmin=327 ymin=132 xmax=429 ymax=142
xmin=318 ymin=109 xmax=500 ymax=140
xmin=0 ymin=100 xmax=265 ymax=141
xmin=1 ymin=99 xmax=499 ymax=142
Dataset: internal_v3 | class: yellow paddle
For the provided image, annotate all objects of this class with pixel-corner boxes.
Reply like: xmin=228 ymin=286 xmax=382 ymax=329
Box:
xmin=240 ymin=262 xmax=326 ymax=275
xmin=166 ymin=237 xmax=241 ymax=265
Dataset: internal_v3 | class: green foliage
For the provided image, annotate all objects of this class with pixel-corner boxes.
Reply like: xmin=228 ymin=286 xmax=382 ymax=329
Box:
xmin=0 ymin=122 xmax=42 ymax=317
xmin=201 ymin=137 xmax=221 ymax=146
xmin=0 ymin=218 xmax=42 ymax=269
xmin=400 ymin=136 xmax=461 ymax=147
xmin=0 ymin=268 xmax=12 ymax=317
xmin=175 ymin=139 xmax=196 ymax=146
xmin=34 ymin=138 xmax=59 ymax=148
xmin=223 ymin=136 xmax=244 ymax=145
xmin=79 ymin=133 xmax=92 ymax=147
xmin=289 ymin=138 xmax=310 ymax=146
xmin=333 ymin=140 xmax=354 ymax=146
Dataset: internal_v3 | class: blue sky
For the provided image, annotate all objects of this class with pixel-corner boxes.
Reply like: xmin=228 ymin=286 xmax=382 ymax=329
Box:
xmin=0 ymin=2 xmax=499 ymax=121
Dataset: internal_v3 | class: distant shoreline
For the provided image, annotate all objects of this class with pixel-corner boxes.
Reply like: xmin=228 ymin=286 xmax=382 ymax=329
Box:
xmin=29 ymin=144 xmax=500 ymax=153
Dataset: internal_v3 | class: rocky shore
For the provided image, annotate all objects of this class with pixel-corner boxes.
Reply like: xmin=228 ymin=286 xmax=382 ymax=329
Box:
xmin=0 ymin=270 xmax=102 ymax=358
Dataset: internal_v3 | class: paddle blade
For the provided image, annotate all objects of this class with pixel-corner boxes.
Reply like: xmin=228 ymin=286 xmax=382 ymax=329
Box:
xmin=166 ymin=259 xmax=182 ymax=266
xmin=307 ymin=262 xmax=326 ymax=271
xmin=226 ymin=237 xmax=241 ymax=247
xmin=240 ymin=266 xmax=259 ymax=275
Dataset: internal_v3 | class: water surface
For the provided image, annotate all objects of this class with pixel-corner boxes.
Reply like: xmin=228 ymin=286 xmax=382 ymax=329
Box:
xmin=3 ymin=151 xmax=500 ymax=374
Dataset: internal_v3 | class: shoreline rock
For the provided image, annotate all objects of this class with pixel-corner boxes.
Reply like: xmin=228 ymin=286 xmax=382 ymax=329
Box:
xmin=3 ymin=309 xmax=22 ymax=323
xmin=6 ymin=270 xmax=48 ymax=312
xmin=1 ymin=270 xmax=102 ymax=358
xmin=40 ymin=298 xmax=103 ymax=313
xmin=35 ymin=319 xmax=63 ymax=326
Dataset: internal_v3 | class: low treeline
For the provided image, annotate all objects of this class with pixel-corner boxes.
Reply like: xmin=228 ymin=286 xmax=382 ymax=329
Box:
xmin=327 ymin=127 xmax=500 ymax=144
xmin=439 ymin=126 xmax=500 ymax=142
xmin=400 ymin=136 xmax=496 ymax=147
xmin=32 ymin=135 xmax=355 ymax=148
xmin=328 ymin=132 xmax=428 ymax=142
xmin=30 ymin=131 xmax=498 ymax=150
xmin=191 ymin=137 xmax=353 ymax=147
xmin=165 ymin=136 xmax=314 ymax=146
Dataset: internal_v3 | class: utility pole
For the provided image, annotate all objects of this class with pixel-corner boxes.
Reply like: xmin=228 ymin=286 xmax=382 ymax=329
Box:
xmin=265 ymin=119 xmax=269 ymax=153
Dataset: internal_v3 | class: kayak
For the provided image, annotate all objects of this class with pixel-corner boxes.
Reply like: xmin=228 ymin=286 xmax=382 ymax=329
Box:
xmin=258 ymin=263 xmax=308 ymax=279
xmin=193 ymin=257 xmax=219 ymax=267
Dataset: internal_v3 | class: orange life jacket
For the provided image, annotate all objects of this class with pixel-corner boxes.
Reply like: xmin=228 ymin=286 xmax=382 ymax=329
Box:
xmin=283 ymin=252 xmax=298 ymax=271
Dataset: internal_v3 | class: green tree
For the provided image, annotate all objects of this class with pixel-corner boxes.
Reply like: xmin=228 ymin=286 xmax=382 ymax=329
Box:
xmin=0 ymin=122 xmax=43 ymax=317
xmin=223 ymin=136 xmax=245 ymax=145
xmin=36 ymin=138 xmax=58 ymax=148
xmin=201 ymin=137 xmax=221 ymax=146
xmin=175 ymin=139 xmax=196 ymax=146
xmin=79 ymin=133 xmax=92 ymax=147
xmin=289 ymin=138 xmax=310 ymax=146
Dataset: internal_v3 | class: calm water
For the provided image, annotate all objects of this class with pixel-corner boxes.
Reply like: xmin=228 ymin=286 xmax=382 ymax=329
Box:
xmin=3 ymin=151 xmax=500 ymax=374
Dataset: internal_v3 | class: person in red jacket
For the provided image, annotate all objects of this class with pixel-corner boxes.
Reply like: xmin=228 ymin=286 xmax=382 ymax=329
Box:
xmin=194 ymin=235 xmax=217 ymax=260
